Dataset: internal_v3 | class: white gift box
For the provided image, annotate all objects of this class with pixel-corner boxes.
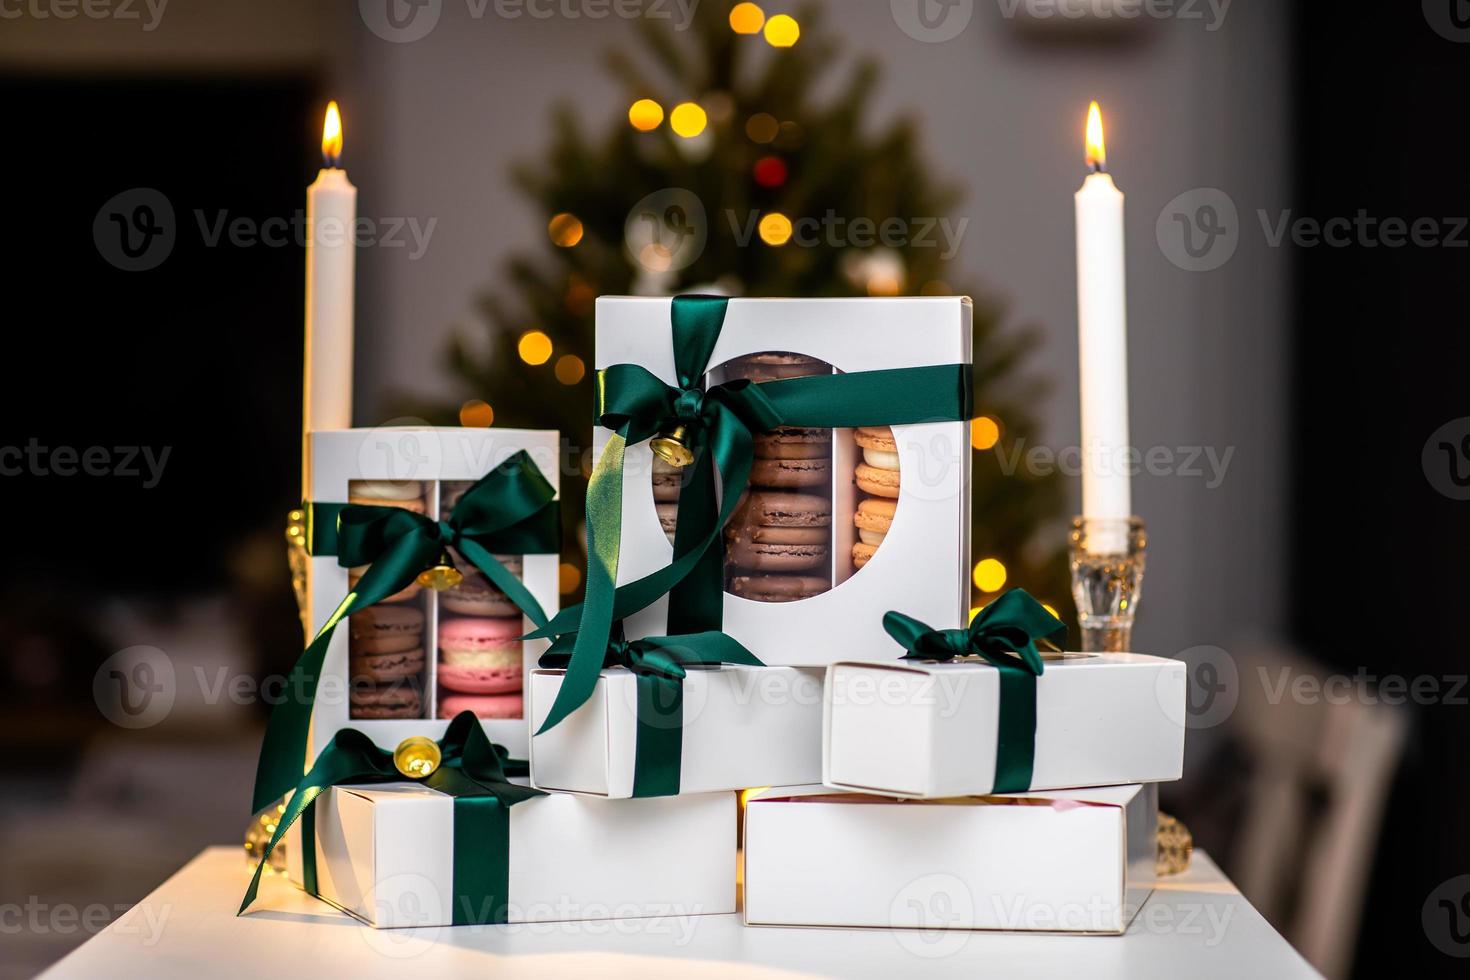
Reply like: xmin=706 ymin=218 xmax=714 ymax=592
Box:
xmin=597 ymin=297 xmax=972 ymax=665
xmin=308 ymin=427 xmax=561 ymax=757
xmin=824 ymin=653 xmax=1186 ymax=797
xmin=743 ymin=783 xmax=1157 ymax=934
xmin=286 ymin=783 xmax=735 ymax=928
xmin=528 ymin=665 xmax=824 ymax=797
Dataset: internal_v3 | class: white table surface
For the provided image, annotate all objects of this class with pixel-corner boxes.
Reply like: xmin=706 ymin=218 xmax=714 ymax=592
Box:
xmin=41 ymin=846 xmax=1321 ymax=979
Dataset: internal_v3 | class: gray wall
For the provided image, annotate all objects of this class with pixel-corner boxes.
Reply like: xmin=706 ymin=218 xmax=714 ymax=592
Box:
xmin=345 ymin=2 xmax=1293 ymax=658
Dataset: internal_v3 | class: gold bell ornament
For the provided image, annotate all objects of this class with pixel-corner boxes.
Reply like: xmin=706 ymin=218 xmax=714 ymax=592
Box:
xmin=393 ymin=736 xmax=442 ymax=779
xmin=650 ymin=424 xmax=695 ymax=468
xmin=417 ymin=552 xmax=464 ymax=591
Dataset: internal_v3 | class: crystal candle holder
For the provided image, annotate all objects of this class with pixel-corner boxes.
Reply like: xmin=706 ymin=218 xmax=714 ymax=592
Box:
xmin=1068 ymin=516 xmax=1146 ymax=653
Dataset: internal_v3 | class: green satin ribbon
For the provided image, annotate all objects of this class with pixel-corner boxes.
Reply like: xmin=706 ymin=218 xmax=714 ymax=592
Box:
xmin=529 ymin=295 xmax=973 ymax=735
xmin=251 ymin=449 xmax=560 ymax=815
xmin=883 ymin=589 xmax=1066 ymax=793
xmin=239 ymin=711 xmax=544 ymax=923
xmin=539 ymin=628 xmax=763 ymax=797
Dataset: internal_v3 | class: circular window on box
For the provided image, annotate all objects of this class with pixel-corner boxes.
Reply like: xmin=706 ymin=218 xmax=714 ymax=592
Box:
xmin=651 ymin=352 xmax=899 ymax=603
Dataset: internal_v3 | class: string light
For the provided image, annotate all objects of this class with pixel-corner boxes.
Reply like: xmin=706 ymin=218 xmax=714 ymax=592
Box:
xmin=745 ymin=113 xmax=779 ymax=144
xmin=729 ymin=2 xmax=765 ymax=33
xmin=753 ymin=155 xmax=788 ymax=188
xmin=670 ymin=102 xmax=708 ymax=138
xmin=547 ymin=213 xmax=583 ymax=247
xmin=554 ymin=354 xmax=586 ymax=385
xmin=972 ymin=558 xmax=1007 ymax=593
xmin=758 ymin=212 xmax=793 ymax=245
xmin=763 ymin=13 xmax=800 ymax=47
xmin=628 ymin=98 xmax=664 ymax=132
xmin=459 ymin=399 xmax=495 ymax=427
xmin=971 ymin=416 xmax=1000 ymax=451
xmin=518 ymin=330 xmax=553 ymax=365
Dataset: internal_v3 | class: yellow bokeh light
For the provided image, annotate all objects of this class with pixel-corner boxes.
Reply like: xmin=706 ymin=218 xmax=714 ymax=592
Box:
xmin=971 ymin=416 xmax=1001 ymax=451
xmin=758 ymin=212 xmax=793 ymax=245
xmin=628 ymin=98 xmax=664 ymax=132
xmin=867 ymin=275 xmax=901 ymax=297
xmin=729 ymin=1 xmax=765 ymax=33
xmin=559 ymin=562 xmax=582 ymax=594
xmin=745 ymin=112 xmax=779 ymax=144
xmin=547 ymin=212 xmax=583 ymax=248
xmin=554 ymin=354 xmax=586 ymax=385
xmin=670 ymin=102 xmax=708 ymax=138
xmin=763 ymin=13 xmax=799 ymax=47
xmin=459 ymin=399 xmax=494 ymax=427
xmin=518 ymin=330 xmax=553 ymax=366
xmin=972 ymin=558 xmax=1007 ymax=593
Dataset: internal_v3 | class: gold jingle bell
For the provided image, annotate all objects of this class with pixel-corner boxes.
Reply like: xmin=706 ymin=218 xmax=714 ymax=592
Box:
xmin=417 ymin=553 xmax=464 ymax=591
xmin=393 ymin=736 xmax=442 ymax=779
xmin=650 ymin=424 xmax=695 ymax=468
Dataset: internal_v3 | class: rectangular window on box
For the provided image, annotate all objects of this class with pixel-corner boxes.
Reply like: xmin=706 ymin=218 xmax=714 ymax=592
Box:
xmin=309 ymin=429 xmax=561 ymax=759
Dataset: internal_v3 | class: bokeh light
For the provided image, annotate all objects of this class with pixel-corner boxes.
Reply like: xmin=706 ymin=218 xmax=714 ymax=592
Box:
xmin=758 ymin=212 xmax=793 ymax=245
xmin=547 ymin=212 xmax=583 ymax=247
xmin=554 ymin=354 xmax=586 ymax=385
xmin=753 ymin=155 xmax=788 ymax=188
xmin=729 ymin=2 xmax=765 ymax=34
xmin=972 ymin=558 xmax=1007 ymax=593
xmin=559 ymin=562 xmax=582 ymax=594
xmin=670 ymin=102 xmax=708 ymax=138
xmin=517 ymin=330 xmax=553 ymax=365
xmin=745 ymin=113 xmax=780 ymax=144
xmin=971 ymin=416 xmax=1001 ymax=451
xmin=764 ymin=13 xmax=799 ymax=47
xmin=459 ymin=399 xmax=494 ymax=427
xmin=628 ymin=98 xmax=664 ymax=132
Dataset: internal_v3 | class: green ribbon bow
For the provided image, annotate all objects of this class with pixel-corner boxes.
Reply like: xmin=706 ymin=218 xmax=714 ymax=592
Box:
xmin=539 ymin=627 xmax=763 ymax=797
xmin=528 ymin=295 xmax=973 ymax=736
xmin=251 ymin=449 xmax=560 ymax=815
xmin=882 ymin=589 xmax=1067 ymax=793
xmin=239 ymin=711 xmax=544 ymax=923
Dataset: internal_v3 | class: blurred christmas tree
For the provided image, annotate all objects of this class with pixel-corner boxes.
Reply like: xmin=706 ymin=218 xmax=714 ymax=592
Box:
xmin=418 ymin=1 xmax=1069 ymax=615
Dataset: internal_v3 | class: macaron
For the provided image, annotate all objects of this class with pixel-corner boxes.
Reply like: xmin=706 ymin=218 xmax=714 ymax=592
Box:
xmin=852 ymin=541 xmax=878 ymax=570
xmin=348 ymin=566 xmax=422 ymax=604
xmin=652 ymin=456 xmax=684 ymax=503
xmin=853 ymin=497 xmax=896 ymax=548
xmin=440 ymin=570 xmax=520 ymax=618
xmin=854 ymin=427 xmax=901 ymax=471
xmin=656 ymin=502 xmax=679 ymax=544
xmin=854 ymin=463 xmax=901 ymax=498
xmin=438 ymin=617 xmax=523 ymax=694
xmin=727 ymin=491 xmax=832 ymax=572
xmin=754 ymin=427 xmax=832 ymax=460
xmin=438 ymin=692 xmax=523 ymax=720
xmin=350 ymin=647 xmax=425 ymax=684
xmin=348 ymin=480 xmax=426 ymax=515
xmin=750 ymin=456 xmax=831 ymax=489
xmin=729 ymin=574 xmax=829 ymax=603
xmin=349 ymin=605 xmax=425 ymax=655
xmin=350 ymin=683 xmax=423 ymax=720
xmin=728 ymin=352 xmax=830 ymax=383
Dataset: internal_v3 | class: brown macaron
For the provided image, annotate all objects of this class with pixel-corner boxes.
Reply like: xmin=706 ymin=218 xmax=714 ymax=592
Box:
xmin=440 ymin=570 xmax=520 ymax=618
xmin=347 ymin=495 xmax=426 ymax=515
xmin=350 ymin=647 xmax=426 ymax=684
xmin=349 ymin=604 xmax=425 ymax=655
xmin=727 ymin=490 xmax=831 ymax=572
xmin=729 ymin=574 xmax=830 ymax=602
xmin=751 ymin=456 xmax=831 ymax=488
xmin=728 ymin=352 xmax=830 ymax=383
xmin=350 ymin=682 xmax=423 ymax=720
xmin=656 ymin=502 xmax=679 ymax=543
xmin=754 ymin=427 xmax=832 ymax=460
xmin=652 ymin=456 xmax=684 ymax=502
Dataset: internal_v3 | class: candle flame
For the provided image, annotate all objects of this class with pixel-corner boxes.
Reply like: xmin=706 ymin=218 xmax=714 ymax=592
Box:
xmin=1085 ymin=101 xmax=1106 ymax=171
xmin=322 ymin=101 xmax=343 ymax=167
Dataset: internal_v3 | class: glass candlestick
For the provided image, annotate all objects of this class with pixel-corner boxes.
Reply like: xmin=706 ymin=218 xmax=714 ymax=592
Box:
xmin=1068 ymin=516 xmax=1146 ymax=653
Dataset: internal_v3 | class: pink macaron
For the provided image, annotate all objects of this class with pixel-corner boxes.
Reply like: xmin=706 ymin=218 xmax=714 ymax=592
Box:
xmin=438 ymin=616 xmax=523 ymax=694
xmin=438 ymin=692 xmax=523 ymax=720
